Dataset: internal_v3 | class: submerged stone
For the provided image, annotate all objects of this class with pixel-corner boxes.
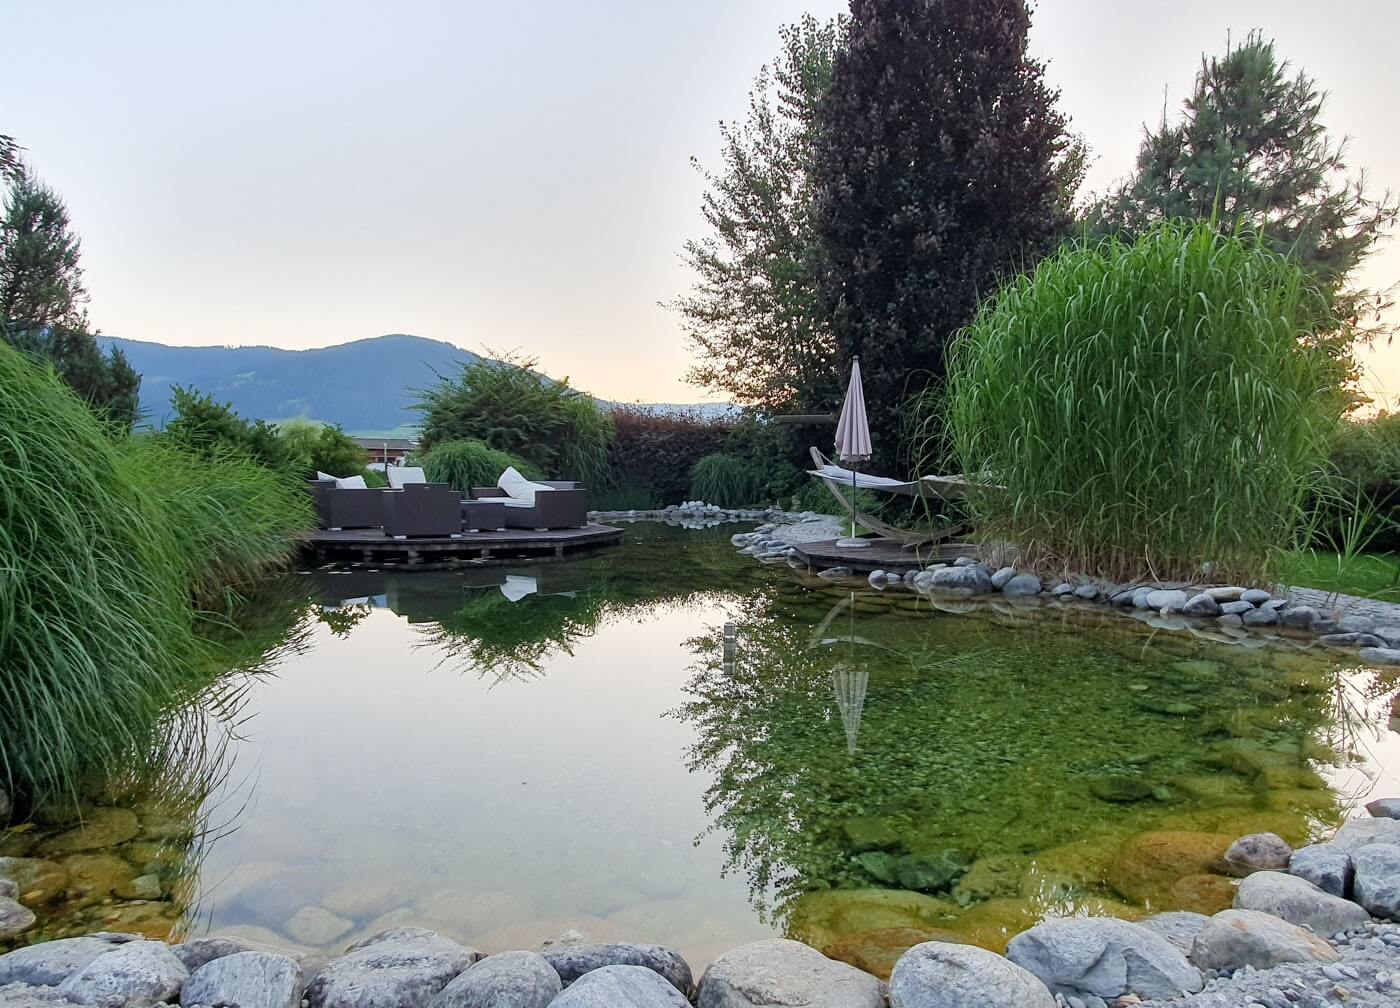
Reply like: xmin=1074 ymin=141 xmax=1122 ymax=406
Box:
xmin=46 ymin=808 xmax=140 ymax=855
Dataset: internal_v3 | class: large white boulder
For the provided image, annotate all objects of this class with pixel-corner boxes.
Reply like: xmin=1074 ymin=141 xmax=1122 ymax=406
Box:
xmin=696 ymin=940 xmax=884 ymax=1008
xmin=888 ymin=941 xmax=1054 ymax=1008
xmin=1004 ymin=918 xmax=1201 ymax=1001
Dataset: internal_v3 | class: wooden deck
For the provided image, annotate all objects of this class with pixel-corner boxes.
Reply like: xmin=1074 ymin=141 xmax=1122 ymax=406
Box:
xmin=791 ymin=537 xmax=976 ymax=574
xmin=304 ymin=523 xmax=624 ymax=566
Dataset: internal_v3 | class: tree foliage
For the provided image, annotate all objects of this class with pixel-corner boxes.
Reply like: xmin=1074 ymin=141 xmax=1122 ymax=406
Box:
xmin=162 ymin=386 xmax=294 ymax=469
xmin=1086 ymin=34 xmax=1398 ymax=360
xmin=276 ymin=417 xmax=370 ymax=479
xmin=812 ymin=0 xmax=1084 ymax=470
xmin=0 ymin=164 xmax=140 ymax=425
xmin=672 ymin=15 xmax=845 ymax=416
xmin=414 ymin=353 xmax=614 ymax=484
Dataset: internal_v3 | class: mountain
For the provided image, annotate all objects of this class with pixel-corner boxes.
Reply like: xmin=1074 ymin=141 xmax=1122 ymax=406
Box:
xmin=104 ymin=334 xmax=479 ymax=432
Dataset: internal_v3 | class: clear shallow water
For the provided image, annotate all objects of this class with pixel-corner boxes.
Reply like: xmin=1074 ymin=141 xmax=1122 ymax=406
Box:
xmin=4 ymin=523 xmax=1398 ymax=972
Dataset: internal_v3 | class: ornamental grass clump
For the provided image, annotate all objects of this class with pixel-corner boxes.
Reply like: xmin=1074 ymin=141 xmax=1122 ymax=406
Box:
xmin=0 ymin=345 xmax=203 ymax=804
xmin=941 ymin=220 xmax=1333 ymax=583
xmin=419 ymin=438 xmax=538 ymax=495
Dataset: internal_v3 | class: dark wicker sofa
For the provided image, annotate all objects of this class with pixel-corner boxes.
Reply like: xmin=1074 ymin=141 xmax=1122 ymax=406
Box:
xmin=471 ymin=480 xmax=590 ymax=530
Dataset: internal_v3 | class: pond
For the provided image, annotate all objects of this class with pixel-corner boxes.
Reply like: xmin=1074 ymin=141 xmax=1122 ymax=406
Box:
xmin=3 ymin=523 xmax=1398 ymax=976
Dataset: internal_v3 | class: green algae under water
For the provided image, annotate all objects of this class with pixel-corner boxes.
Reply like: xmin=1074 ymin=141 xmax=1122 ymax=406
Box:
xmin=3 ymin=522 xmax=1397 ymax=974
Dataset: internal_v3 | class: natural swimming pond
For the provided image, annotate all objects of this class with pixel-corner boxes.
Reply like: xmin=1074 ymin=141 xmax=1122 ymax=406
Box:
xmin=4 ymin=523 xmax=1398 ymax=975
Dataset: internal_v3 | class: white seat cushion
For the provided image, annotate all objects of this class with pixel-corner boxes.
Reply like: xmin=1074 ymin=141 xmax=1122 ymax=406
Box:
xmin=499 ymin=575 xmax=539 ymax=602
xmin=497 ymin=466 xmax=553 ymax=505
xmin=386 ymin=465 xmax=426 ymax=489
xmin=501 ymin=497 xmax=535 ymax=508
xmin=335 ymin=475 xmax=368 ymax=490
xmin=316 ymin=470 xmax=336 ymax=482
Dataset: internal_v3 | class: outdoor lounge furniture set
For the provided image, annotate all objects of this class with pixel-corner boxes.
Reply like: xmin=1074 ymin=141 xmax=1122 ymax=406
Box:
xmin=309 ymin=465 xmax=590 ymax=538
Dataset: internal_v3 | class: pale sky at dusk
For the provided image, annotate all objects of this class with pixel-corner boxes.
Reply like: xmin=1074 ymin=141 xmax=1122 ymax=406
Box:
xmin=4 ymin=1 xmax=1398 ymax=404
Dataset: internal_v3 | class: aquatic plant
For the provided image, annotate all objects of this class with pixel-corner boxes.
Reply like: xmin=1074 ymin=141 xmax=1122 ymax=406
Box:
xmin=935 ymin=220 xmax=1333 ymax=582
xmin=419 ymin=438 xmax=538 ymax=495
xmin=689 ymin=452 xmax=768 ymax=507
xmin=0 ymin=345 xmax=203 ymax=805
xmin=122 ymin=438 xmax=313 ymax=610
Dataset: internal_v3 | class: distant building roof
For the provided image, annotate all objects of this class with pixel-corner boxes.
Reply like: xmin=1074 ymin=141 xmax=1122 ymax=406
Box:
xmin=353 ymin=437 xmax=418 ymax=450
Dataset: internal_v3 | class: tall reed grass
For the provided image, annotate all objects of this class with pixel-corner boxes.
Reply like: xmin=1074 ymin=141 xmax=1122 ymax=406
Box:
xmin=935 ymin=221 xmax=1333 ymax=583
xmin=689 ymin=452 xmax=767 ymax=507
xmin=419 ymin=439 xmax=538 ymax=495
xmin=0 ymin=346 xmax=313 ymax=809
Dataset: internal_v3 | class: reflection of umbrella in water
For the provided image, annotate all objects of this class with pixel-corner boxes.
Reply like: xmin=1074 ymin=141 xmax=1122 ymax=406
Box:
xmin=811 ymin=592 xmax=890 ymax=755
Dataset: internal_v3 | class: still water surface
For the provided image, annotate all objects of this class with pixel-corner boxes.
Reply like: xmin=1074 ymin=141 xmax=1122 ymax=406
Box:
xmin=5 ymin=523 xmax=1398 ymax=971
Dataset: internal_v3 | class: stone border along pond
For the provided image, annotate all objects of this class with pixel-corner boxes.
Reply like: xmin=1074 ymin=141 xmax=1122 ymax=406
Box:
xmin=0 ymin=813 xmax=1398 ymax=1007
xmin=730 ymin=514 xmax=1400 ymax=665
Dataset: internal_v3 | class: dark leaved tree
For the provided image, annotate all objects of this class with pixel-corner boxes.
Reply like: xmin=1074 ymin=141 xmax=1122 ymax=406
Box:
xmin=812 ymin=0 xmax=1083 ymax=470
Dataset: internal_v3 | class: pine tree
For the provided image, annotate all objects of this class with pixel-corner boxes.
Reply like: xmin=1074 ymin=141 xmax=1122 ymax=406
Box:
xmin=1088 ymin=35 xmax=1397 ymax=354
xmin=673 ymin=15 xmax=846 ymax=417
xmin=812 ymin=0 xmax=1083 ymax=470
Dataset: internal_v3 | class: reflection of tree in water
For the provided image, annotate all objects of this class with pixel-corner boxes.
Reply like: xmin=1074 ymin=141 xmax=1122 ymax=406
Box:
xmin=672 ymin=595 xmax=1346 ymax=926
xmin=421 ymin=588 xmax=609 ymax=683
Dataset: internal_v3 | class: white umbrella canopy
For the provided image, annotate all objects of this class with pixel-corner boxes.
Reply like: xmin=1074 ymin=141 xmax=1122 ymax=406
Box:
xmin=834 ymin=358 xmax=872 ymax=547
xmin=834 ymin=357 xmax=873 ymax=464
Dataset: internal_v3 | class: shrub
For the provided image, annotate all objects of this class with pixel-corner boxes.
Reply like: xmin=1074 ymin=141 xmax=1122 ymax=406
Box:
xmin=0 ymin=345 xmax=201 ymax=805
xmin=604 ymin=408 xmax=733 ymax=506
xmin=419 ymin=439 xmax=538 ymax=495
xmin=940 ymin=220 xmax=1333 ymax=582
xmin=121 ymin=438 xmax=313 ymax=608
xmin=163 ymin=385 xmax=293 ymax=468
xmin=276 ymin=418 xmax=370 ymax=479
xmin=689 ymin=453 xmax=769 ymax=507
xmin=415 ymin=354 xmax=614 ymax=485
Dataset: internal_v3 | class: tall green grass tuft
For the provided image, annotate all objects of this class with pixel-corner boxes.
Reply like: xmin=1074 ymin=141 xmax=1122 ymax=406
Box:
xmin=122 ymin=438 xmax=313 ymax=610
xmin=689 ymin=453 xmax=767 ymax=507
xmin=935 ymin=221 xmax=1333 ymax=583
xmin=0 ymin=345 xmax=204 ymax=806
xmin=419 ymin=439 xmax=538 ymax=495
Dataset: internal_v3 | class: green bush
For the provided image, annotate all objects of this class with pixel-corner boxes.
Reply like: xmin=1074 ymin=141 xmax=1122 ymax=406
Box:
xmin=121 ymin=438 xmax=313 ymax=609
xmin=940 ymin=220 xmax=1333 ymax=582
xmin=689 ymin=453 xmax=768 ymax=507
xmin=276 ymin=418 xmax=370 ymax=479
xmin=419 ymin=439 xmax=538 ymax=494
xmin=415 ymin=354 xmax=614 ymax=485
xmin=163 ymin=385 xmax=294 ymax=468
xmin=0 ymin=345 xmax=201 ymax=805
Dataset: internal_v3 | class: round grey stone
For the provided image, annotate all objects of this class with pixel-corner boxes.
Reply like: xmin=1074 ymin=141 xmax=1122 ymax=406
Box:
xmin=181 ymin=951 xmax=303 ymax=1008
xmin=696 ymin=939 xmax=883 ymax=1008
xmin=429 ymin=951 xmax=560 ymax=1008
xmin=1367 ymin=797 xmax=1400 ymax=820
xmin=1183 ymin=593 xmax=1223 ymax=617
xmin=1224 ymin=833 xmax=1293 ymax=876
xmin=1241 ymin=589 xmax=1273 ymax=606
xmin=305 ymin=928 xmax=479 ymax=1008
xmin=0 ymin=899 xmax=33 ymax=940
xmin=1234 ymin=871 xmax=1370 ymax=934
xmin=889 ymin=941 xmax=1054 ymax=1007
xmin=1288 ymin=843 xmax=1354 ymax=899
xmin=1351 ymin=843 xmax=1400 ymax=921
xmin=553 ymin=965 xmax=688 ymax=1007
xmin=1188 ymin=909 xmax=1339 ymax=971
xmin=540 ymin=943 xmax=690 ymax=994
xmin=1004 ymin=917 xmax=1202 ymax=1000
xmin=0 ymin=936 xmax=133 ymax=987
xmin=1137 ymin=912 xmax=1210 ymax=955
xmin=1002 ymin=573 xmax=1042 ymax=598
xmin=58 ymin=940 xmax=189 ymax=1008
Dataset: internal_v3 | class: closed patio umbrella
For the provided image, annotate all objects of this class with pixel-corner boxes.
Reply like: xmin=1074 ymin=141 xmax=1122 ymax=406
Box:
xmin=834 ymin=358 xmax=872 ymax=548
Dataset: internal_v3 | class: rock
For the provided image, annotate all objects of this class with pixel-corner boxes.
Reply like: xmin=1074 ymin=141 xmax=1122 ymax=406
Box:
xmin=181 ymin=951 xmax=303 ymax=1008
xmin=1073 ymin=584 xmax=1100 ymax=601
xmin=1001 ymin=574 xmax=1042 ymax=598
xmin=320 ymin=881 xmax=401 ymax=922
xmin=1359 ymin=646 xmax=1400 ymax=666
xmin=817 ymin=568 xmax=851 ymax=581
xmin=1279 ymin=605 xmax=1320 ymax=629
xmin=1373 ymin=624 xmax=1400 ymax=647
xmin=822 ymin=929 xmax=966 ymax=981
xmin=1137 ymin=912 xmax=1210 ymax=955
xmin=1182 ymin=593 xmax=1221 ymax=617
xmin=1368 ymin=797 xmax=1400 ymax=819
xmin=788 ymin=889 xmax=957 ymax=952
xmin=0 ymin=899 xmax=34 ymax=939
xmin=0 ymin=880 xmax=13 ymax=901
xmin=990 ymin=567 xmax=1016 ymax=590
xmin=283 ymin=907 xmax=353 ymax=947
xmin=1332 ymin=815 xmax=1400 ymax=852
xmin=58 ymin=940 xmax=189 ymax=1008
xmin=1170 ymin=874 xmax=1238 ymax=915
xmin=0 ymin=857 xmax=68 ymax=906
xmin=540 ymin=943 xmax=690 ymax=994
xmin=1145 ymin=590 xmax=1188 ymax=612
xmin=1319 ymin=631 xmax=1384 ymax=647
xmin=1223 ymin=833 xmax=1292 ymax=876
xmin=305 ymin=928 xmax=479 ymax=1008
xmin=0 ymin=936 xmax=133 ymax=986
xmin=1241 ymin=588 xmax=1273 ymax=605
xmin=1350 ymin=843 xmax=1400 ymax=920
xmin=888 ymin=941 xmax=1054 ymax=1008
xmin=1288 ymin=843 xmax=1353 ymax=899
xmin=428 ymin=951 xmax=560 ymax=1008
xmin=1105 ymin=832 xmax=1232 ymax=904
xmin=1241 ymin=607 xmax=1278 ymax=627
xmin=1338 ymin=614 xmax=1376 ymax=634
xmin=1218 ymin=613 xmax=1243 ymax=627
xmin=553 ymin=965 xmax=689 ymax=1007
xmin=1233 ymin=871 xmax=1370 ymax=934
xmin=929 ymin=566 xmax=993 ymax=596
xmin=46 ymin=809 xmax=140 ymax=855
xmin=841 ymin=817 xmax=901 ymax=853
xmin=695 ymin=939 xmax=884 ymax=1008
xmin=171 ymin=938 xmax=263 ymax=973
xmin=1219 ymin=601 xmax=1255 ymax=616
xmin=1087 ymin=775 xmax=1152 ymax=803
xmin=62 ymin=853 xmax=135 ymax=904
xmin=1187 ymin=908 xmax=1339 ymax=971
xmin=1205 ymin=587 xmax=1246 ymax=602
xmin=1004 ymin=918 xmax=1202 ymax=1000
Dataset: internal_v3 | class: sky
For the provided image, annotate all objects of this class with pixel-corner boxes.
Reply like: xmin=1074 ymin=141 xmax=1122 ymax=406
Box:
xmin=4 ymin=0 xmax=1399 ymax=404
